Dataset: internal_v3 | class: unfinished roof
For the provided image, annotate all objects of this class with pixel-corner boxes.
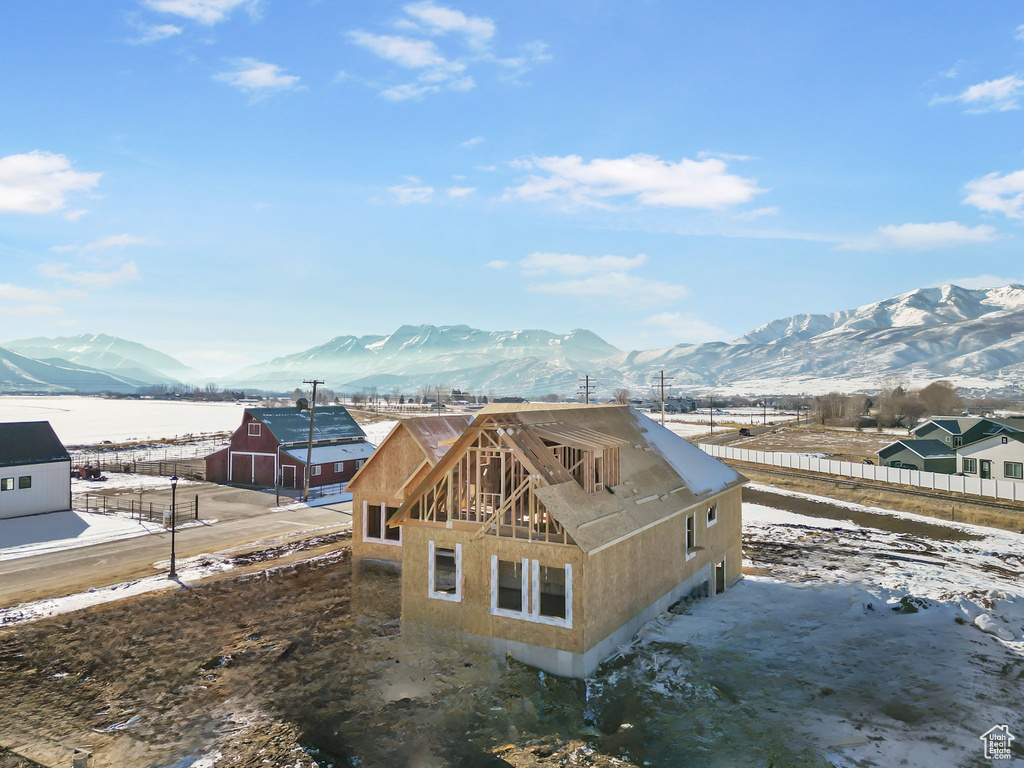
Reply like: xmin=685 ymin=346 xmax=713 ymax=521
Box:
xmin=401 ymin=414 xmax=473 ymax=463
xmin=248 ymin=406 xmax=365 ymax=445
xmin=398 ymin=404 xmax=745 ymax=553
xmin=0 ymin=422 xmax=70 ymax=467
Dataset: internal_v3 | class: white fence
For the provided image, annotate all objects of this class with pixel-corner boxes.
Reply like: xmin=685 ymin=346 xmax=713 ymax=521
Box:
xmin=698 ymin=443 xmax=1024 ymax=504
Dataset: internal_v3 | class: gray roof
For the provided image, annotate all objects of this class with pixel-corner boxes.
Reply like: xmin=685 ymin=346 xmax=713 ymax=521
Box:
xmin=880 ymin=439 xmax=955 ymax=459
xmin=248 ymin=406 xmax=365 ymax=445
xmin=282 ymin=442 xmax=375 ymax=465
xmin=0 ymin=421 xmax=70 ymax=467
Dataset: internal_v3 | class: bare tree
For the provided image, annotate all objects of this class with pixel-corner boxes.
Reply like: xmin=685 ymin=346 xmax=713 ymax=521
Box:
xmin=612 ymin=388 xmax=631 ymax=404
xmin=918 ymin=381 xmax=963 ymax=416
xmin=876 ymin=379 xmax=925 ymax=428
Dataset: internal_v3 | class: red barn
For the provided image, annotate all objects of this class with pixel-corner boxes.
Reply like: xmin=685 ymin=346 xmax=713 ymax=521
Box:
xmin=205 ymin=406 xmax=371 ymax=489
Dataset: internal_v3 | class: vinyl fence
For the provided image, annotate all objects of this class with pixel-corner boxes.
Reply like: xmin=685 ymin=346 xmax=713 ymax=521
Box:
xmin=699 ymin=443 xmax=1024 ymax=503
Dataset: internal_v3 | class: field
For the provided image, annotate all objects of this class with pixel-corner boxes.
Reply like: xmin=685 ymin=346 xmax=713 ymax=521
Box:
xmin=733 ymin=425 xmax=905 ymax=462
xmin=1 ymin=489 xmax=1022 ymax=768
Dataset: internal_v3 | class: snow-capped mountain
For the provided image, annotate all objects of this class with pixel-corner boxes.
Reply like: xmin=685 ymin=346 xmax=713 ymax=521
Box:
xmin=3 ymin=334 xmax=205 ymax=386
xmin=5 ymin=284 xmax=1024 ymax=396
xmin=222 ymin=285 xmax=1024 ymax=396
xmin=221 ymin=324 xmax=619 ymax=391
xmin=611 ymin=284 xmax=1024 ymax=394
xmin=0 ymin=346 xmax=148 ymax=393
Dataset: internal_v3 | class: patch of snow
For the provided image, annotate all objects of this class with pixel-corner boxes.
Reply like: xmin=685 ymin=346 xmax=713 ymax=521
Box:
xmin=361 ymin=419 xmax=399 ymax=447
xmin=632 ymin=408 xmax=740 ymax=495
xmin=743 ymin=502 xmax=861 ymax=530
xmin=0 ymin=510 xmax=165 ymax=562
xmin=72 ymin=473 xmax=202 ymax=494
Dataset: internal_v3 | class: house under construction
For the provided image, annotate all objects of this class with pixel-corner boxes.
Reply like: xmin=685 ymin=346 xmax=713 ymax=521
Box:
xmin=349 ymin=403 xmax=746 ymax=678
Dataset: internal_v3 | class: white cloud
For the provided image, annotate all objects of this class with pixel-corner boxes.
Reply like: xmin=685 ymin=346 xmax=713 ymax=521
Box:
xmin=0 ymin=151 xmax=101 ymax=215
xmin=389 ymin=183 xmax=434 ymax=204
xmin=402 ymin=2 xmax=494 ymax=51
xmin=733 ymin=206 xmax=779 ymax=221
xmin=348 ymin=4 xmax=548 ymax=100
xmin=1016 ymin=24 xmax=1024 ymax=43
xmin=697 ymin=150 xmax=755 ymax=162
xmin=485 ymin=260 xmax=509 ymax=269
xmin=38 ymin=261 xmax=141 ymax=290
xmin=63 ymin=209 xmax=88 ymax=222
xmin=142 ymin=0 xmax=257 ymax=25
xmin=933 ymin=275 xmax=1024 ymax=290
xmin=461 ymin=136 xmax=484 ymax=148
xmin=0 ymin=284 xmax=54 ymax=303
xmin=963 ymin=169 xmax=1024 ymax=219
xmin=507 ymin=251 xmax=687 ymax=305
xmin=214 ymin=58 xmax=302 ymax=98
xmin=872 ymin=221 xmax=998 ymax=250
xmin=518 ymin=252 xmax=648 ymax=276
xmin=128 ymin=23 xmax=183 ymax=44
xmin=931 ymin=74 xmax=1024 ymax=113
xmin=51 ymin=234 xmax=155 ymax=253
xmin=529 ymin=273 xmax=688 ymax=304
xmin=504 ymin=153 xmax=765 ymax=210
xmin=642 ymin=312 xmax=730 ymax=344
xmin=446 ymin=186 xmax=475 ymax=197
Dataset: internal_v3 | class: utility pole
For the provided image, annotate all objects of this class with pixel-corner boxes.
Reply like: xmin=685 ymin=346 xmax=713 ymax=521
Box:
xmin=302 ymin=379 xmax=323 ymax=503
xmin=578 ymin=375 xmax=596 ymax=405
xmin=653 ymin=370 xmax=673 ymax=426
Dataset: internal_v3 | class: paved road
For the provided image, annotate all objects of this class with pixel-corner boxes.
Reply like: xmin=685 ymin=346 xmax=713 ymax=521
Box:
xmin=0 ymin=501 xmax=352 ymax=608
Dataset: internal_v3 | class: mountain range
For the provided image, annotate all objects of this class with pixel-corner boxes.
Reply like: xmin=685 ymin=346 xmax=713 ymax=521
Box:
xmin=3 ymin=284 xmax=1024 ymax=396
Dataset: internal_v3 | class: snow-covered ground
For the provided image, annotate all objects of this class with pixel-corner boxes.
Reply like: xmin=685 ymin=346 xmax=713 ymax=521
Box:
xmin=0 ymin=509 xmax=211 ymax=563
xmin=362 ymin=419 xmax=398 ymax=446
xmin=601 ymin=487 xmax=1024 ymax=767
xmin=71 ymin=473 xmax=203 ymax=494
xmin=0 ymin=395 xmax=245 ymax=444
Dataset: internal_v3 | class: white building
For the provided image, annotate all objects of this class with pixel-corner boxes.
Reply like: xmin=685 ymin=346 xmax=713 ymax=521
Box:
xmin=956 ymin=432 xmax=1024 ymax=481
xmin=0 ymin=421 xmax=72 ymax=520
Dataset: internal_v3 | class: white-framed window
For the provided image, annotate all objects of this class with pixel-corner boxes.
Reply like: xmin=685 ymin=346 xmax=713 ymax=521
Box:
xmin=1004 ymin=462 xmax=1023 ymax=480
xmin=0 ymin=478 xmax=12 ymax=491
xmin=428 ymin=540 xmax=462 ymax=602
xmin=685 ymin=513 xmax=697 ymax=560
xmin=362 ymin=501 xmax=401 ymax=545
xmin=706 ymin=503 xmax=718 ymax=527
xmin=953 ymin=436 xmax=963 ymax=448
xmin=963 ymin=458 xmax=977 ymax=474
xmin=247 ymin=422 xmax=261 ymax=437
xmin=355 ymin=459 xmax=365 ymax=469
xmin=334 ymin=462 xmax=344 ymax=472
xmin=490 ymin=556 xmax=572 ymax=628
xmin=311 ymin=465 xmax=321 ymax=476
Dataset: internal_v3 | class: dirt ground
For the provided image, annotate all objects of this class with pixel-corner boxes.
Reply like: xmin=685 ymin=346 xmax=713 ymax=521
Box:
xmin=0 ymin=551 xmax=640 ymax=768
xmin=735 ymin=425 xmax=909 ymax=462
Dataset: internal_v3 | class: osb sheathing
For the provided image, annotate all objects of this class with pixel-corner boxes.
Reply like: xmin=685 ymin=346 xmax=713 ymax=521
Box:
xmin=400 ymin=525 xmax=585 ymax=654
xmin=582 ymin=486 xmax=743 ymax=650
xmin=351 ymin=425 xmax=426 ymax=564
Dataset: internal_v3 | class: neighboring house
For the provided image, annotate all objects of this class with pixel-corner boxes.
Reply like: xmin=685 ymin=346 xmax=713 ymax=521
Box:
xmin=205 ymin=406 xmax=370 ymax=488
xmin=384 ymin=403 xmax=746 ymax=678
xmin=877 ymin=440 xmax=956 ymax=473
xmin=0 ymin=421 xmax=71 ymax=520
xmin=347 ymin=414 xmax=473 ymax=568
xmin=910 ymin=416 xmax=1024 ymax=450
xmin=957 ymin=432 xmax=1024 ymax=481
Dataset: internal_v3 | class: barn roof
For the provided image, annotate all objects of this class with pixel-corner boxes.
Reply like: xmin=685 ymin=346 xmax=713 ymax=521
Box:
xmin=395 ymin=404 xmax=746 ymax=554
xmin=281 ymin=442 xmax=375 ymax=465
xmin=0 ymin=421 xmax=70 ymax=467
xmin=247 ymin=406 xmax=365 ymax=445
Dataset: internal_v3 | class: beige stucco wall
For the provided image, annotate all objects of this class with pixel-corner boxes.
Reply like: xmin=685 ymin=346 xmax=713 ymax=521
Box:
xmin=400 ymin=525 xmax=585 ymax=654
xmin=581 ymin=485 xmax=743 ymax=651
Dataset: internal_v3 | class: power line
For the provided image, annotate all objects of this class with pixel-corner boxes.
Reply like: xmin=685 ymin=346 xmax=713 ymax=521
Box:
xmin=302 ymin=379 xmax=323 ymax=503
xmin=578 ymin=375 xmax=596 ymax=405
xmin=651 ymin=370 xmax=673 ymax=426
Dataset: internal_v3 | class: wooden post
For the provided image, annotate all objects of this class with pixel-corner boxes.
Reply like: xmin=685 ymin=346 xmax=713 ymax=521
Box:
xmin=195 ymin=493 xmax=199 ymax=521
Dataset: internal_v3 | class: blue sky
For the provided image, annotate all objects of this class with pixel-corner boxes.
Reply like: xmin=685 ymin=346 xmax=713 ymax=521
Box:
xmin=2 ymin=1 xmax=1024 ymax=375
